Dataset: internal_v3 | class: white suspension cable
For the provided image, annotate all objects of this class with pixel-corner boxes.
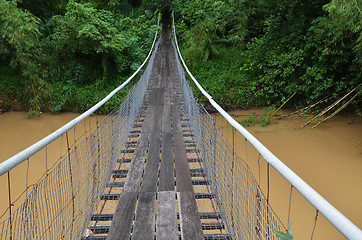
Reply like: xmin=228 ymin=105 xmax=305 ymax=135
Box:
xmin=172 ymin=11 xmax=362 ymax=240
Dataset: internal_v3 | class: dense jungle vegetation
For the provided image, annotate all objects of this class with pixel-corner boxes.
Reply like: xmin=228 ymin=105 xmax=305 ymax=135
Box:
xmin=0 ymin=0 xmax=361 ymax=117
xmin=172 ymin=0 xmax=362 ymax=115
xmin=0 ymin=0 xmax=160 ymax=116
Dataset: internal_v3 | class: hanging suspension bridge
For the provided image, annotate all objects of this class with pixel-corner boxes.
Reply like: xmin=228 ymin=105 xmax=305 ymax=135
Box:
xmin=0 ymin=14 xmax=361 ymax=240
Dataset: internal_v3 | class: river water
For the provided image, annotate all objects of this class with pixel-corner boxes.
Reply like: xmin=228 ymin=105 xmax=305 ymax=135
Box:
xmin=213 ymin=109 xmax=362 ymax=239
xmin=0 ymin=110 xmax=361 ymax=239
xmin=0 ymin=111 xmax=103 ymax=224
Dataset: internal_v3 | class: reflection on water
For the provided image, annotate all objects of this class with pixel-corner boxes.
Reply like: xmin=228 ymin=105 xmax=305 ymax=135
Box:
xmin=213 ymin=109 xmax=362 ymax=239
xmin=0 ymin=111 xmax=103 ymax=222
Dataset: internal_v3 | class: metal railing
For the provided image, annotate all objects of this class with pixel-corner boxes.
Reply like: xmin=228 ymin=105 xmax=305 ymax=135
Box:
xmin=172 ymin=31 xmax=284 ymax=240
xmin=172 ymin=11 xmax=362 ymax=240
xmin=1 ymin=11 xmax=361 ymax=240
xmin=0 ymin=17 xmax=160 ymax=239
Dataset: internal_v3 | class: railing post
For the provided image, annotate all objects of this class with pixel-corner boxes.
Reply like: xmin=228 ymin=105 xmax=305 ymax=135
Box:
xmin=7 ymin=172 xmax=12 ymax=240
xmin=65 ymin=132 xmax=75 ymax=239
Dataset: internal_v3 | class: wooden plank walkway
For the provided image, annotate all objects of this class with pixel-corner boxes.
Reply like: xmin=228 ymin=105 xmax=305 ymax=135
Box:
xmin=84 ymin=25 xmax=230 ymax=240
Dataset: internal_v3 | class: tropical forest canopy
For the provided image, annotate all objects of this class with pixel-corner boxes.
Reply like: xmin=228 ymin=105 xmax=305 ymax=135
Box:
xmin=0 ymin=0 xmax=160 ymax=116
xmin=0 ymin=0 xmax=361 ymax=116
xmin=172 ymin=0 xmax=361 ymax=113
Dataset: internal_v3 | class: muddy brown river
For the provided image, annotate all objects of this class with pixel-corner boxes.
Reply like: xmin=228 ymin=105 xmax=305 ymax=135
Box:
xmin=213 ymin=109 xmax=362 ymax=239
xmin=0 ymin=110 xmax=361 ymax=239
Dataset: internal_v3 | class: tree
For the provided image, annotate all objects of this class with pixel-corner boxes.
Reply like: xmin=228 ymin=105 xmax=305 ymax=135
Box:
xmin=323 ymin=0 xmax=362 ymax=63
xmin=0 ymin=0 xmax=46 ymax=116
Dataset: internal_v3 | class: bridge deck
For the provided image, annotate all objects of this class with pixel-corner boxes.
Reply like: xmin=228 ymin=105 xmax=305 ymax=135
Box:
xmin=84 ymin=27 xmax=229 ymax=240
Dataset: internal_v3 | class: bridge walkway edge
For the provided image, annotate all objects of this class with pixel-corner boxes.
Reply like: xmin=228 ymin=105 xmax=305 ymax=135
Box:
xmin=84 ymin=26 xmax=230 ymax=240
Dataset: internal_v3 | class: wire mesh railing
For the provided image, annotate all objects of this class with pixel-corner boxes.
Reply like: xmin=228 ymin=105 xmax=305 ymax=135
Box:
xmin=2 ymin=12 xmax=361 ymax=240
xmin=0 ymin=26 xmax=160 ymax=240
xmin=172 ymin=11 xmax=362 ymax=240
xmin=172 ymin=39 xmax=285 ymax=239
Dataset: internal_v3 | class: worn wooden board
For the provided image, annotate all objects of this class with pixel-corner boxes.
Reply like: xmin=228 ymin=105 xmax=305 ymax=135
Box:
xmin=106 ymin=192 xmax=138 ymax=240
xmin=177 ymin=192 xmax=203 ymax=240
xmin=131 ymin=192 xmax=156 ymax=240
xmin=159 ymin=94 xmax=174 ymax=191
xmin=172 ymin=96 xmax=203 ymax=240
xmin=156 ymin=191 xmax=178 ymax=240
xmin=171 ymin=105 xmax=182 ymax=133
xmin=141 ymin=106 xmax=162 ymax=192
xmin=122 ymin=133 xmax=148 ymax=192
xmin=107 ymin=89 xmax=156 ymax=239
xmin=148 ymin=88 xmax=158 ymax=106
xmin=156 ymin=88 xmax=165 ymax=106
xmin=173 ymin=133 xmax=194 ymax=192
xmin=159 ymin=133 xmax=174 ymax=191
xmin=161 ymin=93 xmax=171 ymax=133
xmin=172 ymin=104 xmax=194 ymax=192
xmin=105 ymin=26 xmax=207 ymax=240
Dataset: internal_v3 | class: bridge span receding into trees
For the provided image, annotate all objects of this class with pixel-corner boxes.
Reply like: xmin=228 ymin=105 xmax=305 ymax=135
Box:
xmin=0 ymin=14 xmax=361 ymax=240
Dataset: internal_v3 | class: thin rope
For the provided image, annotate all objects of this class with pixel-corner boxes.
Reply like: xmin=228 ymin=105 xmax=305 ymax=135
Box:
xmin=26 ymin=158 xmax=29 ymax=197
xmin=267 ymin=163 xmax=270 ymax=203
xmin=7 ymin=171 xmax=12 ymax=240
xmin=257 ymin=153 xmax=261 ymax=185
xmin=45 ymin=146 xmax=48 ymax=172
xmin=73 ymin=126 xmax=76 ymax=144
xmin=311 ymin=210 xmax=319 ymax=240
xmin=287 ymin=185 xmax=293 ymax=228
xmin=60 ymin=134 xmax=63 ymax=158
xmin=245 ymin=138 xmax=248 ymax=165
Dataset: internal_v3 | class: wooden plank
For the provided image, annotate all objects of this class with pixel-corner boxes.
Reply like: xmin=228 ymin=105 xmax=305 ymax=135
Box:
xmin=156 ymin=191 xmax=178 ymax=240
xmin=107 ymin=93 xmax=156 ymax=240
xmin=106 ymin=192 xmax=138 ymax=240
xmin=172 ymin=102 xmax=193 ymax=191
xmin=159 ymin=133 xmax=174 ymax=191
xmin=148 ymin=88 xmax=158 ymax=106
xmin=171 ymin=93 xmax=203 ymax=240
xmin=156 ymin=88 xmax=165 ymax=106
xmin=140 ymin=105 xmax=162 ymax=192
xmin=149 ymin=88 xmax=164 ymax=106
xmin=122 ymin=133 xmax=149 ymax=192
xmin=142 ymin=104 xmax=156 ymax=133
xmin=173 ymin=133 xmax=194 ymax=192
xmin=131 ymin=192 xmax=156 ymax=240
xmin=141 ymin=84 xmax=163 ymax=192
xmin=159 ymin=95 xmax=174 ymax=191
xmin=161 ymin=92 xmax=171 ymax=133
xmin=177 ymin=192 xmax=203 ymax=240
xmin=122 ymin=103 xmax=155 ymax=192
xmin=133 ymin=87 xmax=162 ymax=237
xmin=171 ymin=104 xmax=182 ymax=133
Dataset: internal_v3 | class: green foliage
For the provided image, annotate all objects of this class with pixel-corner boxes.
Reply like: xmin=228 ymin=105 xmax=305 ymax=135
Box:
xmin=173 ymin=0 xmax=244 ymax=61
xmin=276 ymin=223 xmax=293 ymax=240
xmin=275 ymin=231 xmax=293 ymax=240
xmin=0 ymin=0 xmax=159 ymax=115
xmin=323 ymin=0 xmax=362 ymax=63
xmin=240 ymin=106 xmax=276 ymax=127
xmin=0 ymin=0 xmax=47 ymax=115
xmin=139 ymin=0 xmax=172 ymax=12
xmin=18 ymin=0 xmax=67 ymax=19
xmin=47 ymin=0 xmax=158 ymax=79
xmin=0 ymin=64 xmax=27 ymax=110
xmin=49 ymin=1 xmax=129 ymax=79
xmin=174 ymin=0 xmax=361 ymax=111
xmin=182 ymin=46 xmax=251 ymax=107
xmin=43 ymin=1 xmax=159 ymax=113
